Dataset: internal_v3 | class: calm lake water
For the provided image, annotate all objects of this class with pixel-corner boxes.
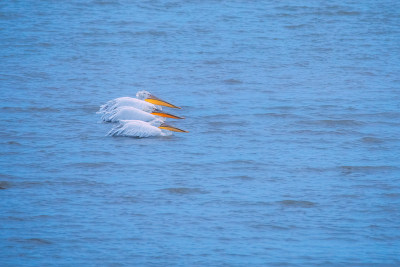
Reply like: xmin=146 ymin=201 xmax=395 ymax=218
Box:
xmin=1 ymin=0 xmax=400 ymax=266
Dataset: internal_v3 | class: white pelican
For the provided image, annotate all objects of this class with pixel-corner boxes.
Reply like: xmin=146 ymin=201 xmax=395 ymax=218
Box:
xmin=108 ymin=120 xmax=188 ymax=138
xmin=101 ymin=106 xmax=184 ymax=123
xmin=98 ymin=90 xmax=181 ymax=114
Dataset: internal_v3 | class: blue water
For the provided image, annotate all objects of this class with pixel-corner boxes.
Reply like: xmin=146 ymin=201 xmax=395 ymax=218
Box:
xmin=1 ymin=0 xmax=400 ymax=265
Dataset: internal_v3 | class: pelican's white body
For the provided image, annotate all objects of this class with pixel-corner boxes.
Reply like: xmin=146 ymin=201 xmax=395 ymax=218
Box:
xmin=101 ymin=106 xmax=165 ymax=123
xmin=98 ymin=97 xmax=158 ymax=114
xmin=107 ymin=120 xmax=169 ymax=138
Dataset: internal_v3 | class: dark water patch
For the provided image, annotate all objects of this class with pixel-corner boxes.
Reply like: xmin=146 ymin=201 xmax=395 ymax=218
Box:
xmin=277 ymin=200 xmax=316 ymax=208
xmin=227 ymin=175 xmax=254 ymax=181
xmin=4 ymin=216 xmax=27 ymax=221
xmin=357 ymin=112 xmax=400 ymax=119
xmin=5 ymin=215 xmax=55 ymax=222
xmin=115 ymin=195 xmax=140 ymax=204
xmin=29 ymin=107 xmax=60 ymax=113
xmin=299 ymin=119 xmax=365 ymax=127
xmin=0 ymin=173 xmax=18 ymax=179
xmin=275 ymin=5 xmax=315 ymax=12
xmin=159 ymin=187 xmax=208 ymax=195
xmin=10 ymin=238 xmax=52 ymax=245
xmin=220 ymin=160 xmax=257 ymax=165
xmin=5 ymin=141 xmax=22 ymax=146
xmin=284 ymin=24 xmax=308 ymax=29
xmin=111 ymin=20 xmax=142 ymax=26
xmin=340 ymin=165 xmax=399 ymax=174
xmin=67 ymin=162 xmax=122 ymax=168
xmin=11 ymin=180 xmax=50 ymax=189
xmin=0 ymin=106 xmax=60 ymax=113
xmin=226 ymin=200 xmax=273 ymax=207
xmin=64 ymin=105 xmax=99 ymax=113
xmin=7 ymin=179 xmax=109 ymax=189
xmin=223 ymin=79 xmax=243 ymax=85
xmin=336 ymin=10 xmax=361 ymax=16
xmin=92 ymin=0 xmax=121 ymax=6
xmin=269 ymin=106 xmax=298 ymax=111
xmin=132 ymin=30 xmax=167 ymax=37
xmin=251 ymin=224 xmax=292 ymax=230
xmin=0 ymin=181 xmax=11 ymax=189
xmin=298 ymin=166 xmax=335 ymax=174
xmin=220 ymin=15 xmax=240 ymax=22
xmin=254 ymin=112 xmax=299 ymax=119
xmin=335 ymin=194 xmax=361 ymax=199
xmin=361 ymin=137 xmax=384 ymax=144
xmin=207 ymin=120 xmax=249 ymax=127
xmin=382 ymin=193 xmax=400 ymax=199
xmin=291 ymin=129 xmax=359 ymax=136
xmin=203 ymin=60 xmax=221 ymax=65
xmin=201 ymin=114 xmax=229 ymax=120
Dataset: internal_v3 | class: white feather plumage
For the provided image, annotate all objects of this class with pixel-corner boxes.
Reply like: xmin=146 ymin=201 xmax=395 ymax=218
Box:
xmin=107 ymin=120 xmax=170 ymax=138
xmin=98 ymin=97 xmax=159 ymax=114
xmin=101 ymin=106 xmax=165 ymax=123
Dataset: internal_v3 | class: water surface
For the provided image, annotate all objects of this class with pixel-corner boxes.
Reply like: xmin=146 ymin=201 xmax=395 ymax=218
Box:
xmin=1 ymin=0 xmax=400 ymax=266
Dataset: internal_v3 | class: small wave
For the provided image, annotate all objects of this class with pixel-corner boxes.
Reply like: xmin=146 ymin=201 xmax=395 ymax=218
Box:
xmin=284 ymin=24 xmax=308 ymax=29
xmin=254 ymin=112 xmax=299 ymax=118
xmin=251 ymin=224 xmax=292 ymax=230
xmin=383 ymin=193 xmax=400 ymax=199
xmin=340 ymin=165 xmax=399 ymax=174
xmin=203 ymin=60 xmax=221 ymax=65
xmin=227 ymin=175 xmax=254 ymax=180
xmin=67 ymin=162 xmax=121 ymax=168
xmin=223 ymin=79 xmax=243 ymax=85
xmin=92 ymin=0 xmax=120 ymax=6
xmin=159 ymin=187 xmax=208 ymax=195
xmin=277 ymin=200 xmax=316 ymax=208
xmin=361 ymin=137 xmax=384 ymax=144
xmin=0 ymin=181 xmax=11 ymax=189
xmin=207 ymin=120 xmax=248 ymax=127
xmin=336 ymin=10 xmax=360 ymax=16
xmin=0 ymin=107 xmax=60 ymax=113
xmin=275 ymin=5 xmax=314 ymax=11
xmin=0 ymin=173 xmax=18 ymax=179
xmin=221 ymin=160 xmax=257 ymax=165
xmin=10 ymin=238 xmax=52 ymax=245
xmin=133 ymin=30 xmax=167 ymax=37
xmin=5 ymin=141 xmax=22 ymax=146
xmin=299 ymin=119 xmax=364 ymax=127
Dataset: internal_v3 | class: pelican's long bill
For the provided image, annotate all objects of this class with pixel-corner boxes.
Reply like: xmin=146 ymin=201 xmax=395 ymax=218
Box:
xmin=159 ymin=123 xmax=188 ymax=133
xmin=151 ymin=109 xmax=184 ymax=119
xmin=145 ymin=94 xmax=181 ymax=109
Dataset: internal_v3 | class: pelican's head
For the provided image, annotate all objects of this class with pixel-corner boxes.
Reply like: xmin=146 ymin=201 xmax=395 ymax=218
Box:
xmin=136 ymin=90 xmax=152 ymax=100
xmin=159 ymin=123 xmax=188 ymax=133
xmin=136 ymin=90 xmax=181 ymax=109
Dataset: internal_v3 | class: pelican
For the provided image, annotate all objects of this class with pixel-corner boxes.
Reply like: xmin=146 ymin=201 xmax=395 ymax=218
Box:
xmin=98 ymin=90 xmax=181 ymax=114
xmin=108 ymin=120 xmax=188 ymax=138
xmin=101 ymin=106 xmax=184 ymax=123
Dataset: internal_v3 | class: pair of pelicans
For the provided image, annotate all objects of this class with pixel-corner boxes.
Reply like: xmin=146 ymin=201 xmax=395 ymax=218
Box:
xmin=98 ymin=91 xmax=188 ymax=138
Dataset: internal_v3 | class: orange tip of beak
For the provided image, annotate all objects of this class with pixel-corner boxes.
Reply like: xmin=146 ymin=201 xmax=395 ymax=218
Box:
xmin=145 ymin=95 xmax=181 ymax=109
xmin=151 ymin=110 xmax=184 ymax=119
xmin=159 ymin=123 xmax=188 ymax=133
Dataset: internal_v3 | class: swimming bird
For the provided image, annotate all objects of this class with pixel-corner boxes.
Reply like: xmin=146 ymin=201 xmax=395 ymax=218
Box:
xmin=98 ymin=90 xmax=181 ymax=114
xmin=108 ymin=120 xmax=188 ymax=138
xmin=101 ymin=106 xmax=184 ymax=123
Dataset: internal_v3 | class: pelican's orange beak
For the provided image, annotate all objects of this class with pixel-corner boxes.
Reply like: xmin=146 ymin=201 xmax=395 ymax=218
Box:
xmin=145 ymin=95 xmax=181 ymax=109
xmin=159 ymin=123 xmax=188 ymax=133
xmin=151 ymin=109 xmax=184 ymax=119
